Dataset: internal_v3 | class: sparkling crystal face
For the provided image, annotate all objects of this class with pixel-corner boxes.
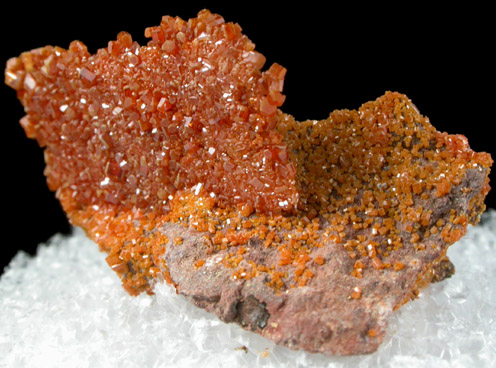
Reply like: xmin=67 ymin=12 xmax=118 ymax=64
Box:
xmin=5 ymin=10 xmax=296 ymax=217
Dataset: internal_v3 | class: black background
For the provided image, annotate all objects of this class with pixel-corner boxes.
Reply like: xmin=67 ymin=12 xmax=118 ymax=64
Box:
xmin=1 ymin=2 xmax=494 ymax=273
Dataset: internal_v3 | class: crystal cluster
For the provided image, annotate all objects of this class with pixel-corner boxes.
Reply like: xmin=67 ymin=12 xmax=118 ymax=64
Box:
xmin=5 ymin=10 xmax=296 ymax=216
xmin=161 ymin=94 xmax=492 ymax=297
xmin=4 ymin=9 xmax=494 ymax=354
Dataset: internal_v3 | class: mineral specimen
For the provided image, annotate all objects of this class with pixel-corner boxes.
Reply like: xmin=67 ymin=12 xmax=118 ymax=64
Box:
xmin=5 ymin=9 xmax=492 ymax=355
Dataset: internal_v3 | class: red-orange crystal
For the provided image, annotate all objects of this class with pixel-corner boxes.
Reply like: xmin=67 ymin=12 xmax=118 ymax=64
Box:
xmin=5 ymin=10 xmax=296 ymax=216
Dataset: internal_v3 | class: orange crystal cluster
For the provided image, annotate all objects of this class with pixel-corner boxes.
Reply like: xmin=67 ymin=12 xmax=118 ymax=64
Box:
xmin=163 ymin=93 xmax=492 ymax=295
xmin=5 ymin=9 xmax=296 ymax=217
xmin=4 ymin=10 xmax=493 ymax=297
xmin=278 ymin=95 xmax=492 ymax=296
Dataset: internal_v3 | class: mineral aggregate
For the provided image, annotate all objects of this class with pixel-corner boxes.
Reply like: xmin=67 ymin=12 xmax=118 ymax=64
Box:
xmin=4 ymin=9 xmax=493 ymax=355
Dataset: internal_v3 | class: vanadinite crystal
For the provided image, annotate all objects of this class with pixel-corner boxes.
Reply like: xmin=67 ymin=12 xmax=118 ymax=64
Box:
xmin=5 ymin=10 xmax=295 ymax=216
xmin=5 ymin=9 xmax=493 ymax=355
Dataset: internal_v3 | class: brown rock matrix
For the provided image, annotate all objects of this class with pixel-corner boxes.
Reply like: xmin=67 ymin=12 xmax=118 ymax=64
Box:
xmin=5 ymin=9 xmax=492 ymax=355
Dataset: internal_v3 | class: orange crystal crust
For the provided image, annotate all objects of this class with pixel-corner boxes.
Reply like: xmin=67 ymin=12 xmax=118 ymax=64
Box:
xmin=5 ymin=9 xmax=296 ymax=216
xmin=161 ymin=93 xmax=492 ymax=297
xmin=4 ymin=10 xmax=493 ymax=298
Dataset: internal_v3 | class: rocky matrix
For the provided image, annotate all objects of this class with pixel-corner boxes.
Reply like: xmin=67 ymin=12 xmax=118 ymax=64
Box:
xmin=4 ymin=9 xmax=493 ymax=355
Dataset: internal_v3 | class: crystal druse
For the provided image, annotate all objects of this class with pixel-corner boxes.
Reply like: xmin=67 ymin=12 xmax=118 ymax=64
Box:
xmin=5 ymin=9 xmax=492 ymax=355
